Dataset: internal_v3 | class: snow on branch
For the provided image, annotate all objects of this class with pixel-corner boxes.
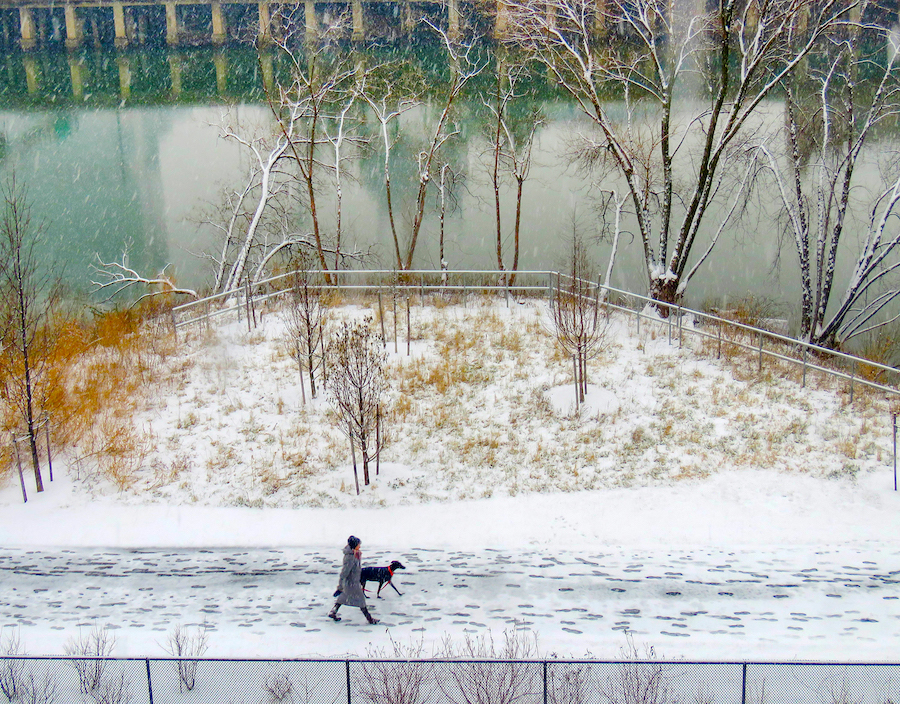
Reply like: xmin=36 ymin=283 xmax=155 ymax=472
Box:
xmin=91 ymin=253 xmax=198 ymax=305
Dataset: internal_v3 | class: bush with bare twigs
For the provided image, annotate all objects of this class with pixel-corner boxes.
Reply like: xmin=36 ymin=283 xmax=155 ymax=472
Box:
xmin=64 ymin=625 xmax=116 ymax=697
xmin=163 ymin=623 xmax=210 ymax=693
xmin=356 ymin=637 xmax=430 ymax=704
xmin=437 ymin=629 xmax=541 ymax=704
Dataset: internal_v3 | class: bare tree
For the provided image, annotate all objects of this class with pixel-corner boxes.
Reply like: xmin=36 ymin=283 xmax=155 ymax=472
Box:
xmin=484 ymin=55 xmax=541 ymax=287
xmin=760 ymin=8 xmax=900 ymax=348
xmin=323 ymin=90 xmax=366 ymax=271
xmin=504 ymin=0 xmax=849 ymax=308
xmin=550 ymin=234 xmax=609 ymax=405
xmin=358 ymin=63 xmax=423 ymax=270
xmin=217 ymin=110 xmax=299 ymax=292
xmin=285 ymin=263 xmax=329 ymax=401
xmin=265 ymin=11 xmax=360 ymax=284
xmin=326 ymin=317 xmax=387 ymax=490
xmin=0 ymin=178 xmax=63 ymax=494
xmin=401 ymin=20 xmax=487 ymax=270
xmin=436 ymin=160 xmax=460 ymax=281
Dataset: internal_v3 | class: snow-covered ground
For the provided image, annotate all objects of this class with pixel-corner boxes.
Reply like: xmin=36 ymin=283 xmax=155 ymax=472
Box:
xmin=1 ymin=296 xmax=899 ymax=662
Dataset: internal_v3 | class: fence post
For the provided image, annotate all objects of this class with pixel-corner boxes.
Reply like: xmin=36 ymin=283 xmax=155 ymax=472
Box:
xmin=758 ymin=331 xmax=763 ymax=374
xmin=543 ymin=661 xmax=548 ymax=704
xmin=677 ymin=306 xmax=683 ymax=348
xmin=717 ymin=321 xmax=722 ymax=359
xmin=667 ymin=307 xmax=672 ymax=345
xmin=849 ymin=363 xmax=855 ymax=405
xmin=43 ymin=416 xmax=53 ymax=482
xmin=636 ymin=307 xmax=641 ymax=337
xmin=893 ymin=413 xmax=897 ymax=492
xmin=346 ymin=660 xmax=352 ymax=704
xmin=378 ymin=292 xmax=386 ymax=347
xmin=741 ymin=662 xmax=747 ymax=704
xmin=802 ymin=346 xmax=808 ymax=387
xmin=146 ymin=659 xmax=154 ymax=704
xmin=11 ymin=434 xmax=26 ymax=504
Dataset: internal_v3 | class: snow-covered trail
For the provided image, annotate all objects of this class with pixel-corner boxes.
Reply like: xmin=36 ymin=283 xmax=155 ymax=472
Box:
xmin=2 ymin=544 xmax=898 ymax=661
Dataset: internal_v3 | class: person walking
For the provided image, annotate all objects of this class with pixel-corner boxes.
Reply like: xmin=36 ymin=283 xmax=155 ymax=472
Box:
xmin=328 ymin=535 xmax=378 ymax=625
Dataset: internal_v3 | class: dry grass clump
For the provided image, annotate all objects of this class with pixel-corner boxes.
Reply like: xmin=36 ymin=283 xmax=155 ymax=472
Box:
xmin=1 ymin=299 xmax=179 ymax=491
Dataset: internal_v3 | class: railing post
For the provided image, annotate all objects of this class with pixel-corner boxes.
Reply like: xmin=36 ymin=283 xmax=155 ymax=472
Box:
xmin=43 ymin=416 xmax=53 ymax=482
xmin=758 ymin=331 xmax=763 ymax=374
xmin=667 ymin=307 xmax=672 ymax=345
xmin=677 ymin=306 xmax=683 ymax=348
xmin=802 ymin=346 xmax=807 ymax=387
xmin=850 ymin=363 xmax=855 ymax=404
xmin=636 ymin=306 xmax=641 ymax=336
xmin=893 ymin=413 xmax=897 ymax=492
xmin=717 ymin=321 xmax=722 ymax=359
xmin=146 ymin=659 xmax=154 ymax=704
xmin=11 ymin=434 xmax=26 ymax=503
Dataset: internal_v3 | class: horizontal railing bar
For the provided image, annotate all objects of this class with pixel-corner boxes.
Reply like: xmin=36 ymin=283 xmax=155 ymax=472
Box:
xmin=167 ymin=268 xmax=900 ymax=400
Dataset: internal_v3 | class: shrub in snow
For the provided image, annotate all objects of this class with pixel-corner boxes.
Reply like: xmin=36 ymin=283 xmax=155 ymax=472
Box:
xmin=64 ymin=625 xmax=115 ymax=696
xmin=163 ymin=623 xmax=209 ymax=693
xmin=436 ymin=629 xmax=540 ymax=704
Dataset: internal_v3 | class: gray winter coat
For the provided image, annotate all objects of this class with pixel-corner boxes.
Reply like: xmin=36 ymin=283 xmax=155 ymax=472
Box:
xmin=334 ymin=545 xmax=367 ymax=608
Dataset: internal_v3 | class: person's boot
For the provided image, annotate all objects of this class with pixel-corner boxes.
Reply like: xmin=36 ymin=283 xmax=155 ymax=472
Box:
xmin=362 ymin=607 xmax=378 ymax=625
xmin=328 ymin=605 xmax=341 ymax=622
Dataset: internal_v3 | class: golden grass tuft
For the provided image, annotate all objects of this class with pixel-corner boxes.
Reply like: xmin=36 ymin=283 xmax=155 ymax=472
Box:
xmin=1 ymin=301 xmax=180 ymax=490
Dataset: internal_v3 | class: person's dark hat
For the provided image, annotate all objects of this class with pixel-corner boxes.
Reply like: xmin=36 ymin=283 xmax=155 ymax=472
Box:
xmin=348 ymin=535 xmax=360 ymax=549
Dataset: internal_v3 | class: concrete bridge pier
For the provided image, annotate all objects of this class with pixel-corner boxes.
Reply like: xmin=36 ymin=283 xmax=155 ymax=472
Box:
xmin=351 ymin=0 xmax=364 ymax=42
xmin=165 ymin=1 xmax=178 ymax=45
xmin=402 ymin=2 xmax=414 ymax=32
xmin=211 ymin=1 xmax=226 ymax=44
xmin=448 ymin=0 xmax=459 ymax=38
xmin=304 ymin=0 xmax=317 ymax=40
xmin=113 ymin=2 xmax=129 ymax=47
xmin=494 ymin=0 xmax=508 ymax=37
xmin=258 ymin=1 xmax=271 ymax=44
xmin=19 ymin=6 xmax=35 ymax=50
xmin=64 ymin=5 xmax=83 ymax=49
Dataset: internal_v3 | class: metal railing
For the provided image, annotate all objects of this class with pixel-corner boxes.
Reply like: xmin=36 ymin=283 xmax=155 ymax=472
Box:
xmin=170 ymin=268 xmax=900 ymax=403
xmin=1 ymin=656 xmax=899 ymax=703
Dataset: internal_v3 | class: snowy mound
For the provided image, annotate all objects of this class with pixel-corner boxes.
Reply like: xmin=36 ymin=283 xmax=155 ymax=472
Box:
xmin=547 ymin=384 xmax=620 ymax=416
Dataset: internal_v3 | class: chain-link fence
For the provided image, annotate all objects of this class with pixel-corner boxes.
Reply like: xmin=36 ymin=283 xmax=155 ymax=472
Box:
xmin=1 ymin=656 xmax=899 ymax=703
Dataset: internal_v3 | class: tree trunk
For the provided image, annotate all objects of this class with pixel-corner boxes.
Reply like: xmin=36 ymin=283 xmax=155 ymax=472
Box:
xmin=17 ymin=285 xmax=43 ymax=492
xmin=650 ymin=277 xmax=679 ymax=317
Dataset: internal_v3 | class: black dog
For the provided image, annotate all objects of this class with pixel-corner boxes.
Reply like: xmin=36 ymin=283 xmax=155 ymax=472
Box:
xmin=360 ymin=560 xmax=405 ymax=598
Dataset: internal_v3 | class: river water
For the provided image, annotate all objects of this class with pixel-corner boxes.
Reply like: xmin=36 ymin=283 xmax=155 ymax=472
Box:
xmin=0 ymin=42 xmax=841 ymax=318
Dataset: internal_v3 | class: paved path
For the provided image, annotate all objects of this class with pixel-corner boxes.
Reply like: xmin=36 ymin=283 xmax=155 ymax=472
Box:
xmin=1 ymin=545 xmax=899 ymax=658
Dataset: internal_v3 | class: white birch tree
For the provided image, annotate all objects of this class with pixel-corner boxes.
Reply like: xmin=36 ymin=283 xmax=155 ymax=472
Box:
xmin=400 ymin=20 xmax=487 ymax=270
xmin=759 ymin=8 xmax=900 ymax=348
xmin=503 ymin=0 xmax=849 ymax=309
